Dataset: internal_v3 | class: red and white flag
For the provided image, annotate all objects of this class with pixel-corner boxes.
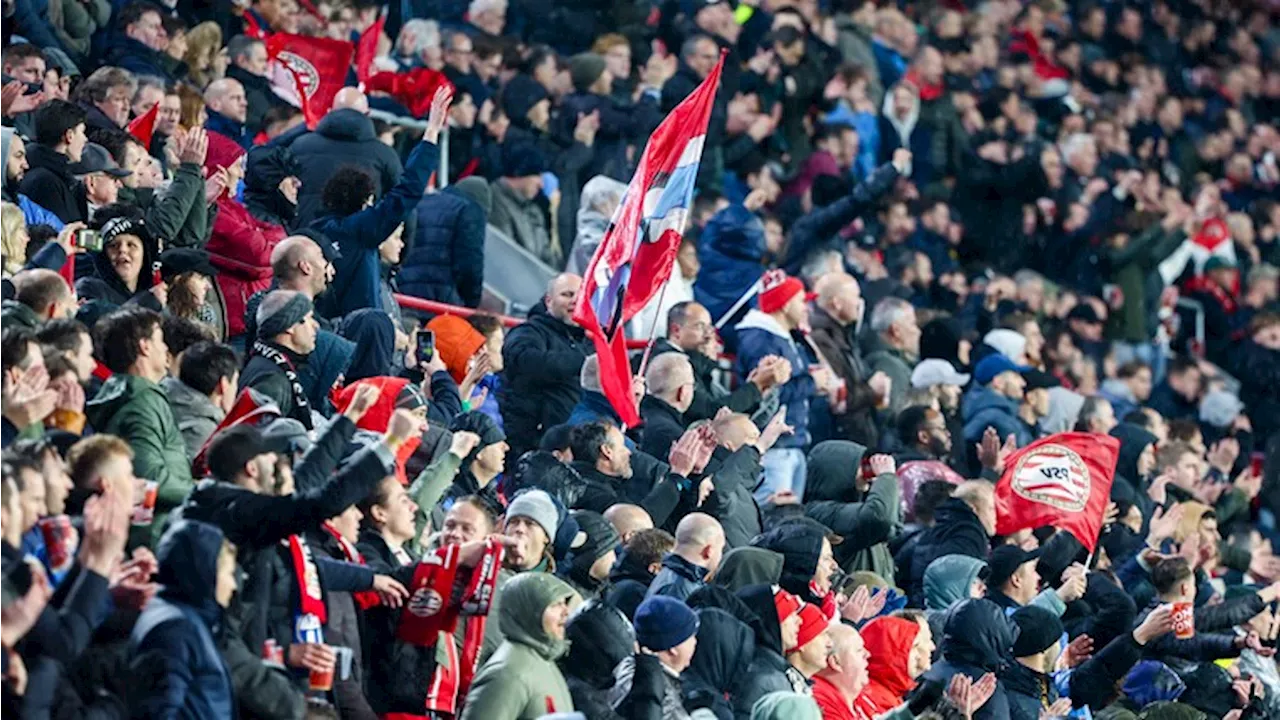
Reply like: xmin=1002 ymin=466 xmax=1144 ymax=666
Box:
xmin=265 ymin=34 xmax=355 ymax=129
xmin=571 ymin=53 xmax=724 ymax=426
xmin=994 ymin=432 xmax=1119 ymax=552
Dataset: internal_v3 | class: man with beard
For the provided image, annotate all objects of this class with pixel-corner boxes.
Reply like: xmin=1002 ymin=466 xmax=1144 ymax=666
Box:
xmin=1 ymin=127 xmax=66 ymax=228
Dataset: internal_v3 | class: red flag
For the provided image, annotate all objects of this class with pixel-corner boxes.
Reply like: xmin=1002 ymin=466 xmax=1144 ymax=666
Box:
xmin=266 ymin=33 xmax=355 ymax=129
xmin=243 ymin=11 xmax=266 ymax=39
xmin=128 ymin=103 xmax=158 ymax=149
xmin=364 ymin=68 xmax=452 ymax=118
xmin=58 ymin=254 xmax=75 ymax=288
xmin=356 ymin=14 xmax=385 ymax=85
xmin=570 ymin=53 xmax=724 ymax=427
xmin=994 ymin=432 xmax=1119 ymax=552
xmin=190 ymin=388 xmax=282 ymax=477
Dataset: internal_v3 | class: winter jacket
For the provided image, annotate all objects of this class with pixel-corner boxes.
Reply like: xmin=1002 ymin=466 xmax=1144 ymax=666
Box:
xmin=573 ymin=461 xmax=685 ymax=531
xmin=226 ymin=65 xmax=287 ymax=136
xmin=1 ymin=299 xmax=42 ymax=329
xmin=682 ymin=608 xmax=755 ymax=720
xmin=803 ymin=441 xmax=899 ymax=578
xmin=780 ymin=162 xmax=900 ymax=275
xmin=639 ymin=395 xmax=688 ymax=463
xmin=128 ymin=520 xmax=234 ymax=720
xmin=642 ymin=338 xmax=762 ymax=424
xmin=489 ymin=178 xmax=557 ymax=268
xmin=752 ymin=524 xmax=829 ymax=607
xmin=646 ymin=553 xmax=709 ymax=602
xmin=498 ymin=304 xmax=590 ymax=456
xmin=855 ymin=616 xmax=920 ymax=717
xmin=808 ymin=307 xmax=881 ymax=448
xmin=734 ymin=584 xmax=807 ymax=720
xmin=105 ymin=35 xmax=184 ymax=84
xmin=287 ymin=109 xmax=403 ymax=225
xmin=238 ymin=341 xmax=313 ymax=427
xmin=161 ymin=376 xmax=225 ymax=462
xmin=461 ymin=573 xmax=577 ymax=720
xmin=917 ymin=599 xmax=1015 ymax=720
xmin=1230 ymin=339 xmax=1280 ymax=444
xmin=74 ymin=233 xmax=165 ymax=309
xmin=18 ymin=142 xmax=85 ymax=223
xmin=47 ymin=0 xmax=110 ymax=61
xmin=1105 ymin=225 xmax=1185 ymax=344
xmin=694 ymin=204 xmax=767 ymax=325
xmin=86 ymin=374 xmax=193 ymax=546
xmin=205 ymin=197 xmax=287 ymax=338
xmin=116 ymin=162 xmax=210 ymax=250
xmin=734 ymin=310 xmax=816 ymax=450
xmin=399 ymin=187 xmax=486 ymax=307
xmin=861 ymin=333 xmax=914 ymax=417
xmin=561 ymin=599 xmax=655 ymax=720
xmin=906 ymin=498 xmax=991 ymax=608
xmin=315 ymin=140 xmax=437 ymax=317
xmin=704 ymin=445 xmax=764 ymax=549
xmin=713 ymin=547 xmax=783 ymax=593
xmin=605 ymin=547 xmax=658 ymax=620
xmin=205 ymin=110 xmax=251 ymax=149
xmin=961 ymin=386 xmax=1034 ymax=449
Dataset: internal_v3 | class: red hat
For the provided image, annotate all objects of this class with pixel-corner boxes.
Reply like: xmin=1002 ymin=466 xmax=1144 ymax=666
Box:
xmin=204 ymin=131 xmax=246 ymax=175
xmin=773 ymin=586 xmax=803 ymax=625
xmin=758 ymin=269 xmax=808 ymax=315
xmin=426 ymin=314 xmax=487 ymax=384
xmin=787 ymin=602 xmax=829 ymax=654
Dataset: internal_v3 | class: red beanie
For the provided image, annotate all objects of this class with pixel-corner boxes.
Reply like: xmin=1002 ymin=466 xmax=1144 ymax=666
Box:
xmin=787 ymin=603 xmax=829 ymax=654
xmin=204 ymin=131 xmax=246 ymax=175
xmin=773 ymin=587 xmax=802 ymax=626
xmin=758 ymin=269 xmax=807 ymax=315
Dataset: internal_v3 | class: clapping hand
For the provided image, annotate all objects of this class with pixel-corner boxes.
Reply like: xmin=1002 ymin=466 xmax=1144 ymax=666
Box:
xmin=946 ymin=673 xmax=997 ymax=720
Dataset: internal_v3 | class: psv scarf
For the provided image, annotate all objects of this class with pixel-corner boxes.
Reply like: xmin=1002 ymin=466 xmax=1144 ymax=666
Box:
xmin=396 ymin=539 xmax=504 ymax=716
xmin=252 ymin=341 xmax=313 ymax=429
xmin=321 ymin=523 xmax=380 ymax=611
xmin=288 ymin=534 xmax=326 ymax=624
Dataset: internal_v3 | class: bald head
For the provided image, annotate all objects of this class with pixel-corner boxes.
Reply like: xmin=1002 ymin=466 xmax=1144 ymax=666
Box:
xmin=544 ymin=273 xmax=582 ymax=324
xmin=331 ymin=87 xmax=369 ymax=114
xmin=204 ymin=78 xmax=247 ymax=123
xmin=954 ymin=480 xmax=997 ymax=536
xmin=827 ymin=622 xmax=861 ymax=657
xmin=13 ymin=269 xmax=73 ymax=319
xmin=815 ymin=272 xmax=863 ymax=326
xmin=646 ymin=353 xmax=695 ymax=410
xmin=711 ymin=412 xmax=759 ymax=452
xmin=604 ymin=504 xmax=653 ymax=543
xmin=270 ymin=235 xmax=326 ymax=296
xmin=674 ymin=512 xmax=726 ymax=571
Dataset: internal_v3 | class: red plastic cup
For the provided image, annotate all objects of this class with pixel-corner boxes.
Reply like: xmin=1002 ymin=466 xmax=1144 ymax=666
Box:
xmin=38 ymin=515 xmax=74 ymax=573
xmin=131 ymin=481 xmax=158 ymax=526
xmin=309 ymin=663 xmax=335 ymax=692
xmin=1172 ymin=602 xmax=1195 ymax=639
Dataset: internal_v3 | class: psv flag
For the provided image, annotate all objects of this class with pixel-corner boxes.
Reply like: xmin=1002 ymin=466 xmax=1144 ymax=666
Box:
xmin=355 ymin=13 xmax=385 ymax=84
xmin=128 ymin=103 xmax=158 ymax=149
xmin=571 ymin=53 xmax=725 ymax=427
xmin=994 ymin=432 xmax=1119 ymax=552
xmin=266 ymin=33 xmax=355 ymax=129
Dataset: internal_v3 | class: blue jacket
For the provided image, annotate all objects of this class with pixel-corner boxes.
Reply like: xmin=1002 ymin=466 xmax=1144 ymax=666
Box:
xmin=205 ymin=111 xmax=251 ymax=150
xmin=398 ymin=187 xmax=486 ymax=307
xmin=315 ymin=141 xmax=438 ymax=318
xmin=105 ymin=35 xmax=182 ymax=84
xmin=645 ymin=553 xmax=708 ymax=602
xmin=129 ymin=520 xmax=235 ymax=720
xmin=733 ymin=310 xmax=815 ymax=449
xmin=962 ymin=385 xmax=1033 ymax=448
xmin=14 ymin=194 xmax=64 ymax=230
xmin=694 ymin=204 xmax=767 ymax=324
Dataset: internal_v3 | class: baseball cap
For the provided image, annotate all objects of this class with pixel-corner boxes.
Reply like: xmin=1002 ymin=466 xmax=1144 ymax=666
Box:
xmin=911 ymin=358 xmax=971 ymax=389
xmin=986 ymin=544 xmax=1042 ymax=589
xmin=1066 ymin=304 xmax=1102 ymax=324
xmin=71 ymin=143 xmax=131 ymax=177
xmin=974 ymin=354 xmax=1031 ymax=385
xmin=1021 ymin=369 xmax=1061 ymax=391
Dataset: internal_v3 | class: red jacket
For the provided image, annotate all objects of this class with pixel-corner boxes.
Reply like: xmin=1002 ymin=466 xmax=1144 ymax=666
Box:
xmin=854 ymin=617 xmax=920 ymax=718
xmin=205 ymin=197 xmax=286 ymax=337
xmin=813 ymin=673 xmax=863 ymax=720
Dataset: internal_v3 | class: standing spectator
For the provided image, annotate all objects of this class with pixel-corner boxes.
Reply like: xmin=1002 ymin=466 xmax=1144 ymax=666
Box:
xmin=499 ymin=273 xmax=589 ymax=457
xmin=289 ymin=88 xmax=404 ymax=226
xmin=916 ymin=599 xmax=1016 ymax=720
xmin=224 ymin=35 xmax=285 ymax=136
xmin=804 ymin=446 xmax=900 ymax=578
xmin=864 ymin=297 xmax=921 ymax=415
xmin=128 ymin=520 xmax=237 ymax=718
xmin=962 ymin=355 xmax=1033 ymax=451
xmin=401 ymin=176 xmax=490 ymax=307
xmin=19 ymin=99 xmax=89 ymax=223
xmin=489 ymin=144 xmax=556 ymax=268
xmin=203 ymin=78 xmax=251 ymax=148
xmin=809 ymin=272 xmax=889 ymax=448
xmin=84 ymin=306 xmax=193 ymax=545
xmin=638 ymin=352 xmax=695 ymax=460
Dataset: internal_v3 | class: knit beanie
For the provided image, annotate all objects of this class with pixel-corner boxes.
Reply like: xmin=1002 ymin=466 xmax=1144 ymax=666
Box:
xmin=633 ymin=595 xmax=700 ymax=651
xmin=204 ymin=131 xmax=246 ymax=175
xmin=567 ymin=509 xmax=619 ymax=572
xmin=786 ymin=603 xmax=828 ymax=654
xmin=449 ymin=176 xmax=492 ymax=214
xmin=427 ymin=314 xmax=487 ymax=384
xmin=255 ymin=291 xmax=314 ymax=341
xmin=448 ymin=410 xmax=506 ymax=463
xmin=758 ymin=269 xmax=806 ymax=315
xmin=772 ymin=587 xmax=803 ymax=626
xmin=569 ymin=52 xmax=607 ymax=93
xmin=505 ymin=488 xmax=558 ymax=540
xmin=1009 ymin=605 xmax=1063 ymax=657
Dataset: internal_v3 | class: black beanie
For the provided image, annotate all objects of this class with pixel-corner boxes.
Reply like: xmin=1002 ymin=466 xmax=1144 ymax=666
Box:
xmin=448 ymin=411 xmax=506 ymax=463
xmin=567 ymin=510 xmax=619 ymax=573
xmin=1010 ymin=605 xmax=1063 ymax=657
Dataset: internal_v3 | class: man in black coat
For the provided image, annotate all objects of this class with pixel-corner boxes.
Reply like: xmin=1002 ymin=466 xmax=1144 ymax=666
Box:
xmin=239 ymin=290 xmax=320 ymax=429
xmin=569 ymin=422 xmax=692 ymax=530
xmin=19 ymin=100 xmax=90 ymax=223
xmin=639 ymin=353 xmax=696 ymax=460
xmin=905 ymin=481 xmax=996 ymax=607
xmin=498 ymin=273 xmax=591 ymax=458
xmin=399 ymin=176 xmax=490 ymax=308
xmin=289 ymin=88 xmax=403 ymax=226
xmin=225 ymin=35 xmax=290 ymax=137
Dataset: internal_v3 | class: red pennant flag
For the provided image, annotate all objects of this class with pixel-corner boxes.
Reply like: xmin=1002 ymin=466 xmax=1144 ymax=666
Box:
xmin=128 ymin=103 xmax=158 ymax=149
xmin=570 ymin=53 xmax=725 ymax=427
xmin=190 ymin=388 xmax=282 ymax=477
xmin=364 ymin=68 xmax=452 ymax=118
xmin=994 ymin=432 xmax=1119 ymax=552
xmin=266 ymin=33 xmax=355 ymax=129
xmin=356 ymin=13 xmax=385 ymax=85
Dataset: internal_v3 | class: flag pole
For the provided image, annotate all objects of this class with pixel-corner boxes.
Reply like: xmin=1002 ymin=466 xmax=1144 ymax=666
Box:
xmin=714 ymin=277 xmax=763 ymax=330
xmin=637 ymin=274 xmax=674 ymax=378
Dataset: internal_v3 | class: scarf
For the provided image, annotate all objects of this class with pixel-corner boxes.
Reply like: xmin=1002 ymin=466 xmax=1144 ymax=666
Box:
xmin=396 ymin=539 xmax=505 ymax=717
xmin=287 ymin=534 xmax=326 ymax=642
xmin=252 ymin=340 xmax=313 ymax=429
xmin=322 ymin=523 xmax=380 ymax=611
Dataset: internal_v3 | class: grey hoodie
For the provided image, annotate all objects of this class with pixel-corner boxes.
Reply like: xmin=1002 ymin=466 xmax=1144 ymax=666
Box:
xmin=161 ymin=376 xmax=225 ymax=461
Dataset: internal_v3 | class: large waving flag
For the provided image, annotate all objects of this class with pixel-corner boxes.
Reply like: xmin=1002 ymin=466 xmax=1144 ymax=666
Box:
xmin=265 ymin=33 xmax=355 ymax=129
xmin=572 ymin=54 xmax=724 ymax=427
xmin=994 ymin=432 xmax=1119 ymax=552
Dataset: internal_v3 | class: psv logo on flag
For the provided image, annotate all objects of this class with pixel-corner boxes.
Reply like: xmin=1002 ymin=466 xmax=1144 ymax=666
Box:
xmin=1010 ymin=444 xmax=1091 ymax=513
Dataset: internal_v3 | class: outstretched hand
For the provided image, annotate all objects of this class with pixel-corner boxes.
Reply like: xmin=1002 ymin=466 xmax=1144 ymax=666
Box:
xmin=424 ymin=86 xmax=454 ymax=144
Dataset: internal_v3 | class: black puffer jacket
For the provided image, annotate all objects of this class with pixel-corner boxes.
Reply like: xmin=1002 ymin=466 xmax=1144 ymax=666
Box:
xmin=804 ymin=440 xmax=899 ymax=578
xmin=561 ymin=600 xmax=640 ymax=720
xmin=242 ymin=144 xmax=301 ymax=231
xmin=906 ymin=497 xmax=991 ymax=608
xmin=399 ymin=187 xmax=486 ymax=307
xmin=498 ymin=303 xmax=591 ymax=456
xmin=682 ymin=608 xmax=756 ymax=720
xmin=915 ymin=599 xmax=1016 ymax=720
xmin=288 ymin=109 xmax=403 ymax=226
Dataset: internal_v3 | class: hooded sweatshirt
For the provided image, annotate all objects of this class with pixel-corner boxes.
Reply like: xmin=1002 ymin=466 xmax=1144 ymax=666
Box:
xmin=923 ymin=553 xmax=989 ymax=643
xmin=683 ymin=608 xmax=756 ymax=720
xmin=804 ymin=440 xmax=899 ymax=579
xmin=0 ymin=127 xmax=64 ymax=229
xmin=340 ymin=308 xmax=396 ymax=383
xmin=461 ymin=573 xmax=577 ymax=720
xmin=128 ymin=520 xmax=234 ymax=719
xmin=919 ymin=599 xmax=1016 ymax=720
xmin=749 ymin=691 xmax=822 ymax=720
xmin=714 ymin=547 xmax=784 ymax=593
xmin=735 ymin=585 xmax=807 ymax=719
xmin=855 ymin=617 xmax=920 ymax=716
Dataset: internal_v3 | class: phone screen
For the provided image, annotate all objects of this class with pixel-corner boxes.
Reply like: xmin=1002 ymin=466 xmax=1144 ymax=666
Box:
xmin=417 ymin=330 xmax=435 ymax=364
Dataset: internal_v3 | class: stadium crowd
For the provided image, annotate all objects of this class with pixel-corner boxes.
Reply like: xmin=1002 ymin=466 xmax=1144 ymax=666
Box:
xmin=1 ymin=0 xmax=1280 ymax=718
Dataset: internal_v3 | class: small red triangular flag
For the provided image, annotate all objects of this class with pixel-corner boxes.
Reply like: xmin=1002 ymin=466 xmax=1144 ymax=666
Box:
xmin=128 ymin=103 xmax=158 ymax=150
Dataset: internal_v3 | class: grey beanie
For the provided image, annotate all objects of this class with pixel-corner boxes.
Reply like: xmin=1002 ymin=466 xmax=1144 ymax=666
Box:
xmin=255 ymin=290 xmax=314 ymax=341
xmin=505 ymin=489 xmax=559 ymax=540
xmin=450 ymin=176 xmax=492 ymax=214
